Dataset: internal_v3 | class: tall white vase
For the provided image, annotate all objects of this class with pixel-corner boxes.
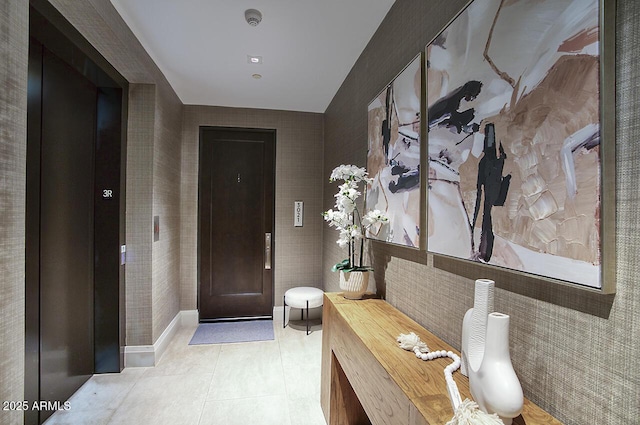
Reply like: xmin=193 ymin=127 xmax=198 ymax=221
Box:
xmin=461 ymin=278 xmax=494 ymax=377
xmin=461 ymin=279 xmax=523 ymax=425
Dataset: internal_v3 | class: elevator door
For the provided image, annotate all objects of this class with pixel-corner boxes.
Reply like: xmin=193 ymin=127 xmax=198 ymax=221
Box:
xmin=39 ymin=45 xmax=97 ymax=420
xmin=26 ymin=40 xmax=96 ymax=424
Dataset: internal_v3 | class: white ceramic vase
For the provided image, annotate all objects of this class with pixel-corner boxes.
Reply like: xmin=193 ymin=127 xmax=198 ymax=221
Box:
xmin=461 ymin=279 xmax=523 ymax=424
xmin=339 ymin=271 xmax=369 ymax=299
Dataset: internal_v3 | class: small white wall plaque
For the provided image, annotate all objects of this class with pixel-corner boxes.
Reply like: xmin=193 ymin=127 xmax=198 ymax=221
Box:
xmin=294 ymin=201 xmax=304 ymax=227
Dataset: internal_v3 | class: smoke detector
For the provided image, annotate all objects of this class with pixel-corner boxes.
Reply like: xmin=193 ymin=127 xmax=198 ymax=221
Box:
xmin=245 ymin=9 xmax=263 ymax=26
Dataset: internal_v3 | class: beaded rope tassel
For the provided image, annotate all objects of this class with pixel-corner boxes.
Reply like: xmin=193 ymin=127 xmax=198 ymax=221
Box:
xmin=397 ymin=332 xmax=503 ymax=425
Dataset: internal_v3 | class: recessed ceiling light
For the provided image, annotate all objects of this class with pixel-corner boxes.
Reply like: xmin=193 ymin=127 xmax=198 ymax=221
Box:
xmin=247 ymin=55 xmax=263 ymax=64
xmin=252 ymin=73 xmax=262 ymax=79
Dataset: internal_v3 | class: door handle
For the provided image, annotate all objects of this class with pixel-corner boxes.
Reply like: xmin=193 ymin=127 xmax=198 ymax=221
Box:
xmin=265 ymin=233 xmax=272 ymax=270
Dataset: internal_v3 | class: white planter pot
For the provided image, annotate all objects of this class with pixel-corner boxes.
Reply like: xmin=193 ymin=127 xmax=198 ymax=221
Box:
xmin=339 ymin=271 xmax=369 ymax=299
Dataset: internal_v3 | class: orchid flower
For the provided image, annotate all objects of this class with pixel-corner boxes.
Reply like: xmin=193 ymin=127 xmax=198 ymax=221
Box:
xmin=323 ymin=165 xmax=389 ymax=271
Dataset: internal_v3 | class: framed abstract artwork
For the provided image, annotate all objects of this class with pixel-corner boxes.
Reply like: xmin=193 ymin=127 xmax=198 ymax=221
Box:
xmin=366 ymin=54 xmax=423 ymax=248
xmin=426 ymin=0 xmax=615 ymax=292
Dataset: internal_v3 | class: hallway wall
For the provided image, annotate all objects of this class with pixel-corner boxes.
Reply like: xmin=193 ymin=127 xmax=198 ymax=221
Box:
xmin=0 ymin=2 xmax=27 ymax=424
xmin=323 ymin=0 xmax=640 ymax=424
xmin=181 ymin=106 xmax=325 ymax=311
xmin=151 ymin=83 xmax=183 ymax=342
xmin=125 ymin=83 xmax=155 ymax=345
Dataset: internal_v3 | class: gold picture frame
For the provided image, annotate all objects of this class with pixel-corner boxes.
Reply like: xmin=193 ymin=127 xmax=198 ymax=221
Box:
xmin=425 ymin=0 xmax=616 ymax=293
xmin=366 ymin=54 xmax=424 ymax=249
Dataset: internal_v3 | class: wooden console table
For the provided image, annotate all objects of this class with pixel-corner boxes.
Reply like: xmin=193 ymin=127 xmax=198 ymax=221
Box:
xmin=320 ymin=293 xmax=562 ymax=425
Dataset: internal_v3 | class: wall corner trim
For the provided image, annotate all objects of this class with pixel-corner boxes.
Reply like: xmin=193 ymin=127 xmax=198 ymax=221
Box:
xmin=180 ymin=310 xmax=199 ymax=327
xmin=124 ymin=310 xmax=196 ymax=367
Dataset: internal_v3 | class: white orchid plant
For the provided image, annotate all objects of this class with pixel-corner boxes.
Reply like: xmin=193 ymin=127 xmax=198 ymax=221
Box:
xmin=323 ymin=164 xmax=389 ymax=272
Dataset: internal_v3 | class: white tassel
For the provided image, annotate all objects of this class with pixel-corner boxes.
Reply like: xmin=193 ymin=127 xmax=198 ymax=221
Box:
xmin=397 ymin=332 xmax=429 ymax=353
xmin=445 ymin=399 xmax=503 ymax=425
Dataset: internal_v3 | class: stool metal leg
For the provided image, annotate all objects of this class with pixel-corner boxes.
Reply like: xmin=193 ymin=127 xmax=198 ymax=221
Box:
xmin=283 ymin=295 xmax=286 ymax=328
xmin=306 ymin=300 xmax=310 ymax=335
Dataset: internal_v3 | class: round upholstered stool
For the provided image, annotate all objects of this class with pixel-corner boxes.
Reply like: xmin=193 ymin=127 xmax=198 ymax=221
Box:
xmin=283 ymin=287 xmax=324 ymax=335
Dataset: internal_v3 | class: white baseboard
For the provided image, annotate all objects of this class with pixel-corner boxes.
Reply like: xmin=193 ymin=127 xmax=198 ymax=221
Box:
xmin=181 ymin=310 xmax=198 ymax=327
xmin=123 ymin=345 xmax=155 ymax=368
xmin=125 ymin=310 xmax=193 ymax=368
xmin=273 ymin=306 xmax=284 ymax=322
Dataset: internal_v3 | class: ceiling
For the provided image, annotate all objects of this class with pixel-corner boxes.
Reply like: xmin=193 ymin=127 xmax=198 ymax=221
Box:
xmin=110 ymin=0 xmax=396 ymax=113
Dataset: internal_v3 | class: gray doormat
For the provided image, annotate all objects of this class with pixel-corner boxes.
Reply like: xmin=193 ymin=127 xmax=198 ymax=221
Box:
xmin=189 ymin=320 xmax=275 ymax=345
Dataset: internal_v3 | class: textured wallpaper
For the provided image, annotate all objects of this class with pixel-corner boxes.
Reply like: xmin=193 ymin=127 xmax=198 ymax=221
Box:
xmin=181 ymin=106 xmax=325 ymax=311
xmin=0 ymin=2 xmax=27 ymax=424
xmin=151 ymin=84 xmax=183 ymax=342
xmin=125 ymin=84 xmax=155 ymax=346
xmin=323 ymin=0 xmax=640 ymax=423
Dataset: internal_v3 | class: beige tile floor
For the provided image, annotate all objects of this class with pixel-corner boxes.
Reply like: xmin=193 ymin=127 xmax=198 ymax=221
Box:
xmin=44 ymin=318 xmax=326 ymax=425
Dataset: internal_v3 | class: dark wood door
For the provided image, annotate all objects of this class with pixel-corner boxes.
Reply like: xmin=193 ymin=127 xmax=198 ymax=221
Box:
xmin=198 ymin=127 xmax=275 ymax=320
